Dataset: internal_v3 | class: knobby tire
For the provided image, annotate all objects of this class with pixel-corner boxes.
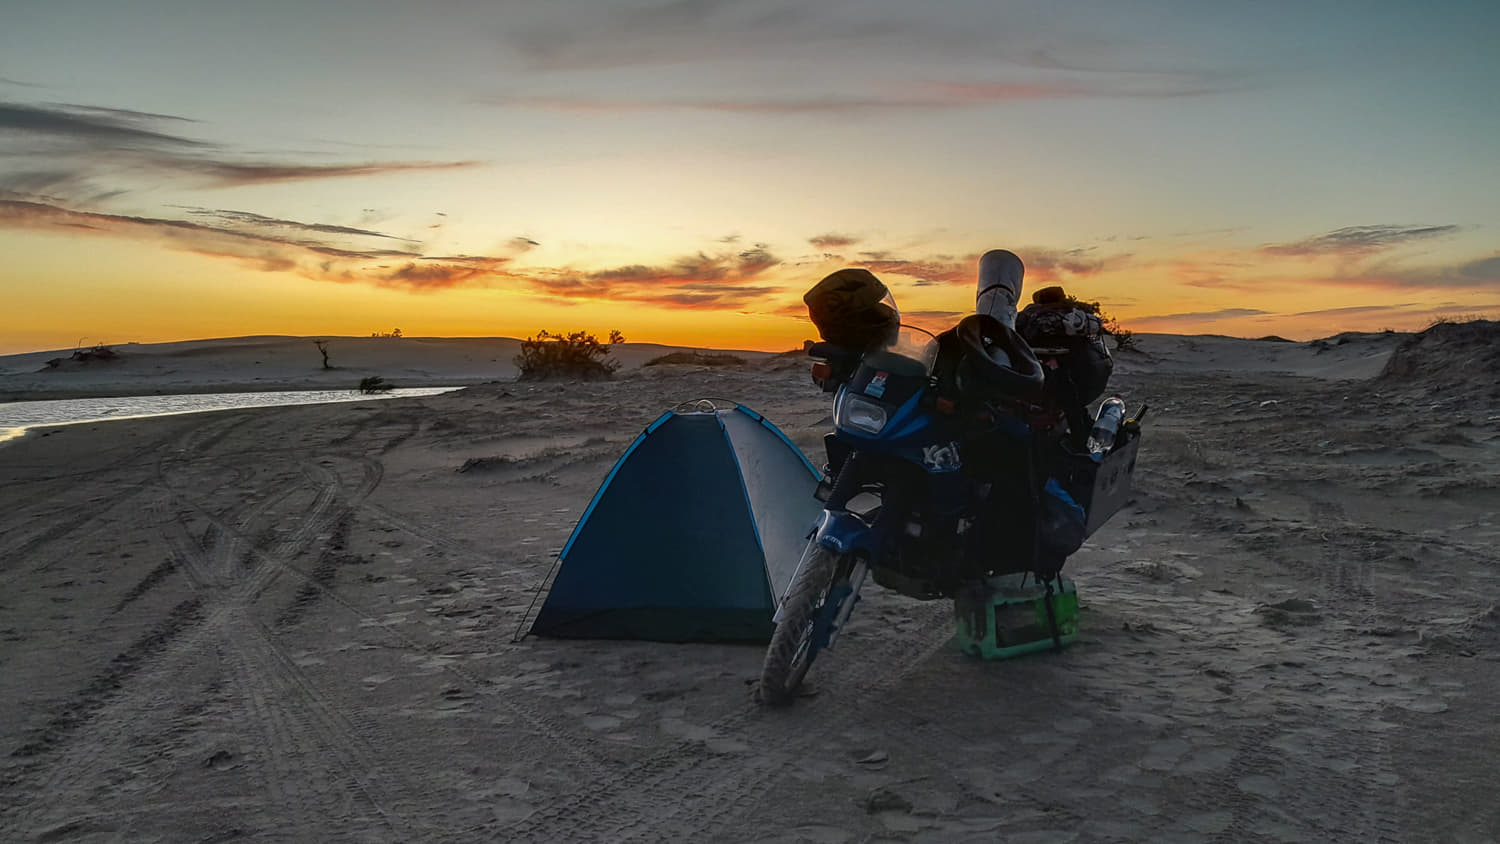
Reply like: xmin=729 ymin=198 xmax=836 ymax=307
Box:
xmin=758 ymin=547 xmax=840 ymax=706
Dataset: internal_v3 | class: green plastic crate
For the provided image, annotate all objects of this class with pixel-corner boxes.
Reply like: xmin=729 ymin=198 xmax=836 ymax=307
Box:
xmin=954 ymin=574 xmax=1078 ymax=660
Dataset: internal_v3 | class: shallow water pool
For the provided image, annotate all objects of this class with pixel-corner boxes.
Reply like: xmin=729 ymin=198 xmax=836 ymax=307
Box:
xmin=0 ymin=387 xmax=464 ymax=443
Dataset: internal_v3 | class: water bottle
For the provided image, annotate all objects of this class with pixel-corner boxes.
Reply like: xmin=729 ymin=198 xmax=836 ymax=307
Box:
xmin=1087 ymin=396 xmax=1126 ymax=455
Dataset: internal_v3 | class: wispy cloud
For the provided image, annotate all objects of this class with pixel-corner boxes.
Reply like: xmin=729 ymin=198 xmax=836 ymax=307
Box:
xmin=1455 ymin=254 xmax=1500 ymax=281
xmin=371 ymin=257 xmax=513 ymax=291
xmin=165 ymin=158 xmax=479 ymax=188
xmin=1288 ymin=304 xmax=1421 ymax=318
xmin=504 ymin=0 xmax=894 ymax=72
xmin=180 ymin=207 xmax=413 ymax=241
xmin=526 ymin=245 xmax=785 ymax=308
xmin=0 ymin=101 xmax=481 ymax=194
xmin=1133 ymin=307 xmax=1270 ymax=324
xmin=1333 ymin=254 xmax=1500 ymax=291
xmin=0 ymin=197 xmax=439 ymax=284
xmin=488 ymin=73 xmax=1243 ymax=114
xmin=500 ymin=1 xmax=1253 ymax=101
xmin=0 ymin=196 xmax=792 ymax=308
xmin=1263 ymin=224 xmax=1461 ymax=257
xmin=0 ymin=102 xmax=204 ymax=148
xmin=841 ymin=245 xmax=1127 ymax=289
xmin=859 ymin=256 xmax=973 ymax=286
xmin=809 ymin=232 xmax=859 ymax=250
xmin=1022 ymin=247 xmax=1127 ymax=284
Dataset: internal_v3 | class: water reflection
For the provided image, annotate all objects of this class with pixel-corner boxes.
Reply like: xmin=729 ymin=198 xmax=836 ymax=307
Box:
xmin=0 ymin=387 xmax=463 ymax=443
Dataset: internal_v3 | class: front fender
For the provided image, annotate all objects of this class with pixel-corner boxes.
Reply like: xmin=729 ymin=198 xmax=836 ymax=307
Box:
xmin=814 ymin=510 xmax=883 ymax=558
xmin=777 ymin=510 xmax=879 ymax=614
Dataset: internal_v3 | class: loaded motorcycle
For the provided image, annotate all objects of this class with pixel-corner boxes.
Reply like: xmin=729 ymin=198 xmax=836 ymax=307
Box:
xmin=757 ymin=251 xmax=1141 ymax=705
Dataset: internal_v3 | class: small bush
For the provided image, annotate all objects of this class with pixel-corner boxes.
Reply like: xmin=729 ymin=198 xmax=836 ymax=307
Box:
xmin=643 ymin=351 xmax=746 ymax=367
xmin=1049 ymin=295 xmax=1136 ymax=352
xmin=515 ymin=330 xmax=623 ymax=381
xmin=359 ymin=376 xmax=393 ymax=394
xmin=45 ymin=344 xmax=119 ymax=368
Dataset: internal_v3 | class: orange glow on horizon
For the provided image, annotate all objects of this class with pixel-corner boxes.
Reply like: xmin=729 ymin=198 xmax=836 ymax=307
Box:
xmin=3 ymin=228 xmax=1497 ymax=357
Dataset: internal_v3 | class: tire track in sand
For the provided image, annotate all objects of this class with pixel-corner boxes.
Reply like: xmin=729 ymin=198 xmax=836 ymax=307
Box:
xmin=498 ymin=598 xmax=958 ymax=843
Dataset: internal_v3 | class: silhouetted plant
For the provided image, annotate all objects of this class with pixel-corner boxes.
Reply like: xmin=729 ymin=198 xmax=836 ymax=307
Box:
xmin=643 ymin=351 xmax=746 ymax=367
xmin=359 ymin=376 xmax=393 ymax=394
xmin=313 ymin=340 xmax=332 ymax=369
xmin=1103 ymin=317 xmax=1136 ymax=351
xmin=44 ymin=343 xmax=118 ymax=368
xmin=515 ymin=330 xmax=623 ymax=380
xmin=1046 ymin=295 xmax=1136 ymax=352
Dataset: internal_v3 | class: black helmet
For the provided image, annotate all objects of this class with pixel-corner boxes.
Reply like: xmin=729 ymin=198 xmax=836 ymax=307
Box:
xmin=954 ymin=313 xmax=1044 ymax=399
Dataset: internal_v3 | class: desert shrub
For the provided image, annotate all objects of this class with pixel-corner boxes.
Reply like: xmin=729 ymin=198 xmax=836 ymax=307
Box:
xmin=45 ymin=344 xmax=119 ymax=368
xmin=1045 ymin=295 xmax=1137 ymax=352
xmin=643 ymin=351 xmax=746 ymax=367
xmin=515 ymin=330 xmax=623 ymax=381
xmin=358 ymin=376 xmax=393 ymax=394
xmin=1104 ymin=319 xmax=1137 ymax=351
xmin=1428 ymin=314 xmax=1491 ymax=328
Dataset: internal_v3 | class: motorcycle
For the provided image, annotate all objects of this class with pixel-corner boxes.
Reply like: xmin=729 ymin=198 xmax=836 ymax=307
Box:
xmin=757 ymin=297 xmax=1141 ymax=705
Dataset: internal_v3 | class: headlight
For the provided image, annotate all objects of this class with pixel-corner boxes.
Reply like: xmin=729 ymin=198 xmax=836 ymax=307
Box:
xmin=838 ymin=395 xmax=888 ymax=434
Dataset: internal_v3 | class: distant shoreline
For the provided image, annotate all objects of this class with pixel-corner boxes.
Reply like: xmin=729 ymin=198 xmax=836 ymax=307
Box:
xmin=0 ymin=378 xmax=483 ymax=404
xmin=0 ymin=330 xmax=1413 ymax=403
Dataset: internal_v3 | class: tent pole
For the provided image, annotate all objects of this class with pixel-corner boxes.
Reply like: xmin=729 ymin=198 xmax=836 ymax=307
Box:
xmin=512 ymin=554 xmax=565 ymax=643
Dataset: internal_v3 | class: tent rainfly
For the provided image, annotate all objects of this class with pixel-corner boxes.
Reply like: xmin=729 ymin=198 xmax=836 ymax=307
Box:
xmin=528 ymin=402 xmax=822 ymax=643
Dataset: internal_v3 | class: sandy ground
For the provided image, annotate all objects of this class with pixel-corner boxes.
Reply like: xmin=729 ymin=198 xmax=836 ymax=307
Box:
xmin=2 ymin=330 xmax=1499 ymax=842
xmin=0 ymin=336 xmax=773 ymax=400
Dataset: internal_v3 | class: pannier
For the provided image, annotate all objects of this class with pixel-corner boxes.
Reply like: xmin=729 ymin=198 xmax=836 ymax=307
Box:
xmin=1016 ymin=287 xmax=1114 ymax=404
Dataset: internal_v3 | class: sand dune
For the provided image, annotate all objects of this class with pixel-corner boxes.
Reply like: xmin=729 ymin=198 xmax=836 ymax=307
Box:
xmin=2 ymin=325 xmax=1498 ymax=841
xmin=0 ymin=329 xmax=1409 ymax=402
xmin=0 ymin=336 xmax=778 ymax=401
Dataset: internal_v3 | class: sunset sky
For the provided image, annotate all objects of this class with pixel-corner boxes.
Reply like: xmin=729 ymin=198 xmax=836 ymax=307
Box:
xmin=2 ymin=0 xmax=1497 ymax=354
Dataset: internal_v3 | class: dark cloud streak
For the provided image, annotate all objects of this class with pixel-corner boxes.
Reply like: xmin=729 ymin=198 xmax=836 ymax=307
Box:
xmin=185 ymin=207 xmax=413 ymax=241
xmin=0 ymin=100 xmax=481 ymax=192
xmin=525 ymin=245 xmax=785 ymax=309
xmin=809 ymin=233 xmax=858 ymax=250
xmin=488 ymin=73 xmax=1241 ymax=114
xmin=1264 ymin=224 xmax=1461 ymax=257
xmin=0 ymin=102 xmax=206 ymax=148
xmin=162 ymin=157 xmax=479 ymax=187
xmin=1134 ymin=308 xmax=1270 ymax=323
xmin=0 ymin=195 xmax=789 ymax=308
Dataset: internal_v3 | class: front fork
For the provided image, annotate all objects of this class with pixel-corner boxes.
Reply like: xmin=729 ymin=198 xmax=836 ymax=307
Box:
xmin=772 ymin=509 xmax=876 ymax=654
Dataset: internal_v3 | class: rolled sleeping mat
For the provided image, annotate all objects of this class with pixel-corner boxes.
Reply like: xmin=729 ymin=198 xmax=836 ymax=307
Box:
xmin=976 ymin=249 xmax=1025 ymax=330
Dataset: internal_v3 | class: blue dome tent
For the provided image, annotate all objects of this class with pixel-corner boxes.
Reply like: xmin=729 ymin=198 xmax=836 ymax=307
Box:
xmin=527 ymin=402 xmax=822 ymax=643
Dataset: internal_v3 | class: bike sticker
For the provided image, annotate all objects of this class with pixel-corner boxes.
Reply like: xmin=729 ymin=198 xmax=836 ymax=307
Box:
xmin=922 ymin=441 xmax=963 ymax=471
xmin=865 ymin=371 xmax=889 ymax=398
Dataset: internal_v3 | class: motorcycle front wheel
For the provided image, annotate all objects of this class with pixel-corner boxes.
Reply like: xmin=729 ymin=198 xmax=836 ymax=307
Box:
xmin=758 ymin=546 xmax=841 ymax=706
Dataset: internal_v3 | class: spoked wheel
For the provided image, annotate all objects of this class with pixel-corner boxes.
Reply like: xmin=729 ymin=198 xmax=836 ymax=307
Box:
xmin=759 ymin=546 xmax=842 ymax=706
